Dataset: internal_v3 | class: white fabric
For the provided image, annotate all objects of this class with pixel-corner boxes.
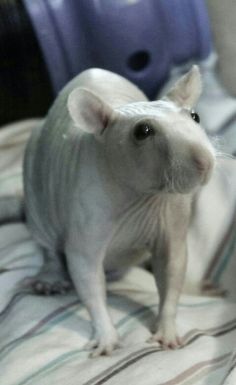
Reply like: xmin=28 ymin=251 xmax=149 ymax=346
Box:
xmin=0 ymin=119 xmax=236 ymax=385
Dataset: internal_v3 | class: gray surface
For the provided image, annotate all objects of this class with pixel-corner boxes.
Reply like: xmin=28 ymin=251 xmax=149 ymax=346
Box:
xmin=207 ymin=0 xmax=236 ymax=96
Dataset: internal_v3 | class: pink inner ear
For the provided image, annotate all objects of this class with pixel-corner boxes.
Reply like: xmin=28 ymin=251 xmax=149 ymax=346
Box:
xmin=68 ymin=87 xmax=113 ymax=134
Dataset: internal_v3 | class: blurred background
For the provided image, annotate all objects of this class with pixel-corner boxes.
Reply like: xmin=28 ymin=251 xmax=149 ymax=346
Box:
xmin=0 ymin=0 xmax=236 ymax=143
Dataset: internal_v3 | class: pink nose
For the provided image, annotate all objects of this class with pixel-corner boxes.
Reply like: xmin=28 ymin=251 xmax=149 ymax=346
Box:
xmin=193 ymin=156 xmax=209 ymax=172
xmin=192 ymin=150 xmax=214 ymax=184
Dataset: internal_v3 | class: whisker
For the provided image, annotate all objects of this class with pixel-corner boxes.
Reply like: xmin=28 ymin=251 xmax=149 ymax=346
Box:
xmin=209 ymin=136 xmax=235 ymax=159
xmin=215 ymin=152 xmax=235 ymax=160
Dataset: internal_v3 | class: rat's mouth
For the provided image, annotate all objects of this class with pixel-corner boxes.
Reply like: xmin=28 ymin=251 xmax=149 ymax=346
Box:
xmin=157 ymin=176 xmax=197 ymax=195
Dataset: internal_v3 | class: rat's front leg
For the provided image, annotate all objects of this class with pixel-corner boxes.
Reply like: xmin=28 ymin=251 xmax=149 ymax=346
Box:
xmin=150 ymin=210 xmax=189 ymax=350
xmin=150 ymin=240 xmax=187 ymax=349
xmin=65 ymin=243 xmax=119 ymax=357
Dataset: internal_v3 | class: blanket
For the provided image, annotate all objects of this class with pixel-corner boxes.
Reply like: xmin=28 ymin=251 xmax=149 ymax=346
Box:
xmin=0 ymin=119 xmax=236 ymax=385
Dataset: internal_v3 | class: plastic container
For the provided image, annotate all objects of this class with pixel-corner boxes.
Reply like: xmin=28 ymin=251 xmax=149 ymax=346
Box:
xmin=23 ymin=0 xmax=212 ymax=98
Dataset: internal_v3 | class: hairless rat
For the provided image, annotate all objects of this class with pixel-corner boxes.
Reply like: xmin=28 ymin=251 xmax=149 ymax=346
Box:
xmin=23 ymin=66 xmax=215 ymax=357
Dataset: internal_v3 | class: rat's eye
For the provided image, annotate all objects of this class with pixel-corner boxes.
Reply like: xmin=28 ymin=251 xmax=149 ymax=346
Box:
xmin=190 ymin=110 xmax=200 ymax=123
xmin=133 ymin=123 xmax=154 ymax=141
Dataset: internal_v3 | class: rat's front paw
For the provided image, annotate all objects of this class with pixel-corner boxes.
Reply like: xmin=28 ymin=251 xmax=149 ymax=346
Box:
xmin=85 ymin=328 xmax=120 ymax=358
xmin=148 ymin=322 xmax=182 ymax=350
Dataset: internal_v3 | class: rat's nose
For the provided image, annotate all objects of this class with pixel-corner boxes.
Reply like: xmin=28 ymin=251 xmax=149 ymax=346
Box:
xmin=191 ymin=147 xmax=215 ymax=185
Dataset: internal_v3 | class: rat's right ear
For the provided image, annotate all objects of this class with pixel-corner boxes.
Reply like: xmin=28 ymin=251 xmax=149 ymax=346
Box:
xmin=67 ymin=87 xmax=113 ymax=135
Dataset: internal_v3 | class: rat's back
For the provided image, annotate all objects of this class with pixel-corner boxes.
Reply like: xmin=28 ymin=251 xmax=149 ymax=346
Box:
xmin=24 ymin=69 xmax=147 ymax=252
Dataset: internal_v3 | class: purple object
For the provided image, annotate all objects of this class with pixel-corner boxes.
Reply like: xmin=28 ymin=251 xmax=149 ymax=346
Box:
xmin=23 ymin=0 xmax=212 ymax=98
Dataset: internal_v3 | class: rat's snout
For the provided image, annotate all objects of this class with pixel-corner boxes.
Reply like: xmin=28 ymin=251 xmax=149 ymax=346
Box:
xmin=191 ymin=145 xmax=215 ymax=185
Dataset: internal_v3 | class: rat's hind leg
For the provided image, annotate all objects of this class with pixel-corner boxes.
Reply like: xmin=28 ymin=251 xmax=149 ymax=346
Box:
xmin=28 ymin=249 xmax=72 ymax=295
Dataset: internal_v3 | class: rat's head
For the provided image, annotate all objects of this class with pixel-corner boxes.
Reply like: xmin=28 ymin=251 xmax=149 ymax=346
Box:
xmin=67 ymin=66 xmax=215 ymax=195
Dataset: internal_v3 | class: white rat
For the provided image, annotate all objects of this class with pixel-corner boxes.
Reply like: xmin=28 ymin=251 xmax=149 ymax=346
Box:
xmin=24 ymin=66 xmax=215 ymax=357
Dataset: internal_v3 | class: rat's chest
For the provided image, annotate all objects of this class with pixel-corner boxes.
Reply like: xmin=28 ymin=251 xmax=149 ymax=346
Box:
xmin=107 ymin=196 xmax=167 ymax=254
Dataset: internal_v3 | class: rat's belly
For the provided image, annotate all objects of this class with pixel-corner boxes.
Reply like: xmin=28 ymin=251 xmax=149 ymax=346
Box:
xmin=104 ymin=195 xmax=163 ymax=271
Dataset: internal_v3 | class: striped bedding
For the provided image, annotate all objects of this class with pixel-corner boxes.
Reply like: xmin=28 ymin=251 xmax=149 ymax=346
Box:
xmin=0 ymin=119 xmax=236 ymax=385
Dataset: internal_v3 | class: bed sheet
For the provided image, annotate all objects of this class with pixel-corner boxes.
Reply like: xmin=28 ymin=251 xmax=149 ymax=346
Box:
xmin=0 ymin=120 xmax=236 ymax=385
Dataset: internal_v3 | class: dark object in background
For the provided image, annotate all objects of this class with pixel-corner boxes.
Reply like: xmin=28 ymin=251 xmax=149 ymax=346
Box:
xmin=0 ymin=196 xmax=25 ymax=225
xmin=0 ymin=0 xmax=212 ymax=126
xmin=23 ymin=0 xmax=212 ymax=98
xmin=0 ymin=0 xmax=53 ymax=126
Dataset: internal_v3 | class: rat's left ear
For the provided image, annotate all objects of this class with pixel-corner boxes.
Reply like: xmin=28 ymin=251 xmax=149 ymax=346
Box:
xmin=165 ymin=65 xmax=202 ymax=108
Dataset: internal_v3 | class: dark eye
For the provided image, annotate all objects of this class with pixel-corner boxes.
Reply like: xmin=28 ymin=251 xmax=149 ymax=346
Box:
xmin=190 ymin=110 xmax=200 ymax=123
xmin=134 ymin=123 xmax=154 ymax=141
